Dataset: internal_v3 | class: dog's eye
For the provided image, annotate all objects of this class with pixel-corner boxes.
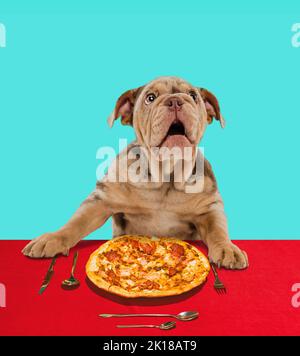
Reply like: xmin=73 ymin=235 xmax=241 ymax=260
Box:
xmin=145 ymin=93 xmax=157 ymax=104
xmin=189 ymin=91 xmax=197 ymax=102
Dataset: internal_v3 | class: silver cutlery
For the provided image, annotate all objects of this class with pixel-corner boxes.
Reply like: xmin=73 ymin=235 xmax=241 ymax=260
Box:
xmin=38 ymin=257 xmax=57 ymax=295
xmin=100 ymin=310 xmax=198 ymax=321
xmin=117 ymin=321 xmax=176 ymax=330
xmin=62 ymin=251 xmax=80 ymax=289
xmin=211 ymin=263 xmax=226 ymax=294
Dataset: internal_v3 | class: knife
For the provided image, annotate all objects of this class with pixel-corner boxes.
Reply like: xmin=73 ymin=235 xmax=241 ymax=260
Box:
xmin=38 ymin=257 xmax=57 ymax=295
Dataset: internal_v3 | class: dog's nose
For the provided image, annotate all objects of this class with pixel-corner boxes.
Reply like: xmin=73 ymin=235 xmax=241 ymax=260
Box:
xmin=165 ymin=97 xmax=183 ymax=110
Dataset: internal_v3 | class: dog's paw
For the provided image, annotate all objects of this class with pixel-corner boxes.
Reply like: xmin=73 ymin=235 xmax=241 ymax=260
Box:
xmin=208 ymin=242 xmax=248 ymax=270
xmin=22 ymin=233 xmax=71 ymax=258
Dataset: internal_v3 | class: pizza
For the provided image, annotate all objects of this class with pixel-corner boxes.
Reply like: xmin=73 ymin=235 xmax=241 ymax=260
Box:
xmin=86 ymin=235 xmax=210 ymax=298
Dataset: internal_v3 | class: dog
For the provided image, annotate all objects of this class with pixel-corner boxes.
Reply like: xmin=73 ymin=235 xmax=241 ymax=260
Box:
xmin=22 ymin=76 xmax=248 ymax=269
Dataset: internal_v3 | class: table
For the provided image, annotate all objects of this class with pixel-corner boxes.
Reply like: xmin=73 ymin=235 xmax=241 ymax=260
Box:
xmin=0 ymin=240 xmax=299 ymax=336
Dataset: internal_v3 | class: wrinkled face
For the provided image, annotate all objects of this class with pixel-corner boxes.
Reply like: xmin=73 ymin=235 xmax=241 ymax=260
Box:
xmin=133 ymin=77 xmax=206 ymax=150
xmin=108 ymin=76 xmax=225 ymax=152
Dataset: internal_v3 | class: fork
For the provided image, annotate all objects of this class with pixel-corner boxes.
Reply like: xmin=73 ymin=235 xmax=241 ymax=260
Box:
xmin=117 ymin=321 xmax=176 ymax=330
xmin=211 ymin=264 xmax=226 ymax=294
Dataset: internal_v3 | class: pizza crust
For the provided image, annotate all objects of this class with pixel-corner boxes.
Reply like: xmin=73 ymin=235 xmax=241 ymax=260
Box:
xmin=86 ymin=235 xmax=210 ymax=298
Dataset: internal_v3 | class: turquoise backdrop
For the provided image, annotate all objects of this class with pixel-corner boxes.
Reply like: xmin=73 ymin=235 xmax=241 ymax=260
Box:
xmin=0 ymin=1 xmax=300 ymax=240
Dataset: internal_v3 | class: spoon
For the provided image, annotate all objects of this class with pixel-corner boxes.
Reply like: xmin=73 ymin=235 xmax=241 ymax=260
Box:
xmin=62 ymin=251 xmax=80 ymax=289
xmin=100 ymin=311 xmax=199 ymax=321
xmin=117 ymin=321 xmax=176 ymax=330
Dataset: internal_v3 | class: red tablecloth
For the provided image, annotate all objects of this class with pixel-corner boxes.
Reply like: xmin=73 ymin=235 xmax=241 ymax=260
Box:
xmin=0 ymin=240 xmax=299 ymax=336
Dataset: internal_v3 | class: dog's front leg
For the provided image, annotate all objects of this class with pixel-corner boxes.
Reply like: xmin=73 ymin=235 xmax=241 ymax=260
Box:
xmin=196 ymin=209 xmax=248 ymax=269
xmin=22 ymin=196 xmax=111 ymax=258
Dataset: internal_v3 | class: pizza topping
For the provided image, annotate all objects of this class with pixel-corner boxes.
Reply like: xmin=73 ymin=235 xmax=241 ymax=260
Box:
xmin=129 ymin=239 xmax=140 ymax=249
xmin=167 ymin=273 xmax=182 ymax=288
xmin=152 ymin=281 xmax=160 ymax=289
xmin=125 ymin=279 xmax=136 ymax=287
xmin=182 ymin=270 xmax=195 ymax=282
xmin=105 ymin=250 xmax=120 ymax=262
xmin=163 ymin=253 xmax=176 ymax=266
xmin=175 ymin=257 xmax=189 ymax=272
xmin=155 ymin=244 xmax=166 ymax=255
xmin=147 ymin=272 xmax=161 ymax=281
xmin=139 ymin=242 xmax=156 ymax=255
xmin=168 ymin=267 xmax=177 ymax=277
xmin=188 ymin=260 xmax=197 ymax=267
xmin=139 ymin=280 xmax=160 ymax=290
xmin=106 ymin=269 xmax=119 ymax=284
xmin=170 ymin=243 xmax=185 ymax=258
xmin=137 ymin=257 xmax=148 ymax=266
xmin=119 ymin=267 xmax=131 ymax=277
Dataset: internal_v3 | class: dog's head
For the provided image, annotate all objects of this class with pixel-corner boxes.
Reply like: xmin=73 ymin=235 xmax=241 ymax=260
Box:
xmin=108 ymin=76 xmax=225 ymax=151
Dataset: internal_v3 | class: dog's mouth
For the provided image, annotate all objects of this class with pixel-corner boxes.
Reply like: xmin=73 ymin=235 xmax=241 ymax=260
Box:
xmin=167 ymin=120 xmax=186 ymax=136
xmin=159 ymin=120 xmax=193 ymax=149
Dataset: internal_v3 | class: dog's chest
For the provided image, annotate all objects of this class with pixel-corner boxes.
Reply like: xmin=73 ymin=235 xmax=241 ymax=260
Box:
xmin=101 ymin=179 xmax=217 ymax=238
xmin=107 ymin=183 xmax=209 ymax=239
xmin=119 ymin=209 xmax=196 ymax=239
xmin=108 ymin=182 xmax=195 ymax=214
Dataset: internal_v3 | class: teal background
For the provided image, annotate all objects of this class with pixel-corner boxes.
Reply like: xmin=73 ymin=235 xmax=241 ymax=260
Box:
xmin=0 ymin=1 xmax=300 ymax=240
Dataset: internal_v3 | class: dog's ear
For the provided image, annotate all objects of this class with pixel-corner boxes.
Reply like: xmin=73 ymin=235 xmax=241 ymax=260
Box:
xmin=107 ymin=86 xmax=144 ymax=128
xmin=199 ymin=88 xmax=225 ymax=128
